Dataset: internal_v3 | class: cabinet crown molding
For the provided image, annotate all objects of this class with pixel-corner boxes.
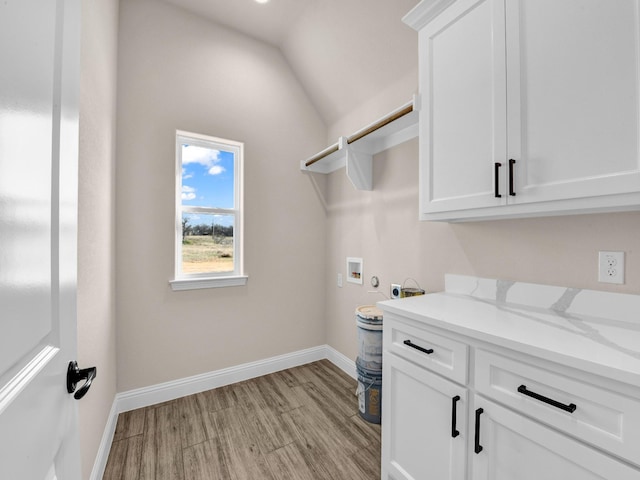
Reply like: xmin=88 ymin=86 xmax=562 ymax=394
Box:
xmin=403 ymin=0 xmax=457 ymax=31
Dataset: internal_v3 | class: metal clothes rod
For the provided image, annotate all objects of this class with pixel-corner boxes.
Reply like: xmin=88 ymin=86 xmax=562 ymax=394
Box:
xmin=347 ymin=103 xmax=414 ymax=144
xmin=305 ymin=143 xmax=340 ymax=167
xmin=304 ymin=101 xmax=415 ymax=168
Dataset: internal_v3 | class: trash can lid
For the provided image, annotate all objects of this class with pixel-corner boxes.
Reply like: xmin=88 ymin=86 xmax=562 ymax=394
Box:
xmin=356 ymin=305 xmax=383 ymax=321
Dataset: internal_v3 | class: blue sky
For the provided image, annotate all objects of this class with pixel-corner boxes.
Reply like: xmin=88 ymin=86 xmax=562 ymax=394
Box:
xmin=181 ymin=144 xmax=235 ymax=208
xmin=181 ymin=143 xmax=235 ymax=227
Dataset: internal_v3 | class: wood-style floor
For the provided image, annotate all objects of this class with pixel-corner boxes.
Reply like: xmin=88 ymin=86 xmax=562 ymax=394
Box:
xmin=103 ymin=360 xmax=381 ymax=479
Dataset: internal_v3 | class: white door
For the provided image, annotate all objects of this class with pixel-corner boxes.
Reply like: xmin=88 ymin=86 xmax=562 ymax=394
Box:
xmin=0 ymin=0 xmax=83 ymax=479
xmin=506 ymin=0 xmax=640 ymax=204
xmin=419 ymin=0 xmax=507 ymax=216
xmin=471 ymin=397 xmax=640 ymax=480
xmin=382 ymin=353 xmax=467 ymax=480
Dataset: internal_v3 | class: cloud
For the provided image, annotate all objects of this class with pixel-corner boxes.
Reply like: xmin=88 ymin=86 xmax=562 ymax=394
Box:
xmin=183 ymin=145 xmax=219 ymax=165
xmin=182 ymin=185 xmax=196 ymax=201
xmin=208 ymin=165 xmax=226 ymax=175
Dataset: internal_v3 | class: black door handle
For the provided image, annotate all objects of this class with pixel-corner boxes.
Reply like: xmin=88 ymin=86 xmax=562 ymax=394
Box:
xmin=403 ymin=339 xmax=433 ymax=355
xmin=494 ymin=162 xmax=502 ymax=198
xmin=474 ymin=408 xmax=484 ymax=454
xmin=508 ymin=159 xmax=516 ymax=196
xmin=67 ymin=361 xmax=97 ymax=400
xmin=517 ymin=385 xmax=577 ymax=413
xmin=451 ymin=395 xmax=461 ymax=438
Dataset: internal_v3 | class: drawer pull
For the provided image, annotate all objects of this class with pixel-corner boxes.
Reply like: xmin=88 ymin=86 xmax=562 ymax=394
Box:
xmin=403 ymin=340 xmax=434 ymax=355
xmin=517 ymin=385 xmax=577 ymax=413
xmin=474 ymin=408 xmax=484 ymax=454
xmin=451 ymin=395 xmax=460 ymax=438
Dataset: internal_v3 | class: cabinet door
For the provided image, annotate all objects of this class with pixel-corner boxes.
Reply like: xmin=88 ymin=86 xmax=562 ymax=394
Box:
xmin=506 ymin=0 xmax=640 ymax=204
xmin=382 ymin=353 xmax=467 ymax=480
xmin=471 ymin=396 xmax=640 ymax=480
xmin=419 ymin=0 xmax=507 ymax=215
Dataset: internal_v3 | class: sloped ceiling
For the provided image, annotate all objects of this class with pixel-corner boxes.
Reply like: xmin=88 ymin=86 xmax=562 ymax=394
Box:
xmin=162 ymin=0 xmax=420 ymax=126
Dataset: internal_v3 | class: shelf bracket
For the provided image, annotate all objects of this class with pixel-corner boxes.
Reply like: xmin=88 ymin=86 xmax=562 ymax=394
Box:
xmin=343 ymin=137 xmax=373 ymax=191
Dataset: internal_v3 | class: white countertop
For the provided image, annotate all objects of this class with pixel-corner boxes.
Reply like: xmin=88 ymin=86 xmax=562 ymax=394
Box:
xmin=378 ymin=275 xmax=640 ymax=387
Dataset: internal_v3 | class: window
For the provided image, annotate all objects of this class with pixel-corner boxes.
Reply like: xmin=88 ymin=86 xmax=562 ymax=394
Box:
xmin=170 ymin=130 xmax=246 ymax=290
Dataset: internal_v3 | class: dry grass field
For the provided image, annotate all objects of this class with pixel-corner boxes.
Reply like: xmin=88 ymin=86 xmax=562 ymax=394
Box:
xmin=182 ymin=235 xmax=233 ymax=273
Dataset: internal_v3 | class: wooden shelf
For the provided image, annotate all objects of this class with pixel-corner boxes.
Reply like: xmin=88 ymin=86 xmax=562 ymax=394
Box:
xmin=300 ymin=96 xmax=419 ymax=190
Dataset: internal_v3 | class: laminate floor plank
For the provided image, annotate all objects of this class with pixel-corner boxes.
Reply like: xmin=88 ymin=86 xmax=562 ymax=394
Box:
xmin=303 ymin=362 xmax=360 ymax=412
xmin=195 ymin=383 xmax=239 ymax=413
xmin=113 ymin=408 xmax=146 ymax=442
xmin=283 ymin=401 xmax=364 ymax=462
xmin=175 ymin=394 xmax=211 ymax=448
xmin=153 ymin=403 xmax=185 ymax=480
xmin=273 ymin=366 xmax=305 ymax=388
xmin=265 ymin=441 xmax=319 ymax=480
xmin=241 ymin=404 xmax=296 ymax=454
xmin=293 ymin=383 xmax=372 ymax=453
xmin=102 ymin=361 xmax=381 ymax=480
xmin=211 ymin=406 xmax=276 ymax=480
xmin=253 ymin=372 xmax=304 ymax=413
xmin=182 ymin=438 xmax=229 ymax=480
xmin=313 ymin=359 xmax=357 ymax=392
xmin=136 ymin=408 xmax=155 ymax=480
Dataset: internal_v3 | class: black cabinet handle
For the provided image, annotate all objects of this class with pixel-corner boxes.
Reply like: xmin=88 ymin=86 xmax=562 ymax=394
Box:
xmin=474 ymin=408 xmax=484 ymax=454
xmin=67 ymin=361 xmax=97 ymax=400
xmin=494 ymin=162 xmax=502 ymax=198
xmin=508 ymin=159 xmax=516 ymax=196
xmin=451 ymin=395 xmax=461 ymax=438
xmin=403 ymin=340 xmax=433 ymax=355
xmin=517 ymin=385 xmax=577 ymax=413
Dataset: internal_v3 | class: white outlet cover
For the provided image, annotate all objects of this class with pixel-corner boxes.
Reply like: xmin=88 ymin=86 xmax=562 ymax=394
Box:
xmin=598 ymin=251 xmax=625 ymax=284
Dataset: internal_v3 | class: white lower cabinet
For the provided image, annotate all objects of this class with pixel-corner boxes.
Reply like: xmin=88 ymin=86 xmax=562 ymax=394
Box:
xmin=471 ymin=396 xmax=640 ymax=480
xmin=381 ymin=315 xmax=640 ymax=480
xmin=382 ymin=352 xmax=467 ymax=480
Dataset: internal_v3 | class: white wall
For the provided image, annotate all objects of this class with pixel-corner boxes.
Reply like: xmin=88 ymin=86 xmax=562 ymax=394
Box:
xmin=115 ymin=0 xmax=328 ymax=392
xmin=78 ymin=0 xmax=119 ymax=477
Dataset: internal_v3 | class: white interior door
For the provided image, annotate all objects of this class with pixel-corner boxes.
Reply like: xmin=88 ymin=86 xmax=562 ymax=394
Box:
xmin=0 ymin=0 xmax=82 ymax=478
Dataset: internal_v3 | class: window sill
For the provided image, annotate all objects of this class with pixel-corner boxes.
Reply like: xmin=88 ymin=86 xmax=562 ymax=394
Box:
xmin=169 ymin=275 xmax=248 ymax=291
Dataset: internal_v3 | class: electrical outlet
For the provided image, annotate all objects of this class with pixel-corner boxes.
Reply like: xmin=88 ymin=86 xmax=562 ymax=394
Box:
xmin=598 ymin=251 xmax=625 ymax=284
xmin=390 ymin=283 xmax=401 ymax=299
xmin=337 ymin=273 xmax=343 ymax=288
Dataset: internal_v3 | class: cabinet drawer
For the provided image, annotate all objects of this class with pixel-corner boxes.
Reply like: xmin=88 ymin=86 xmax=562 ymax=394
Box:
xmin=385 ymin=319 xmax=468 ymax=385
xmin=475 ymin=349 xmax=640 ymax=466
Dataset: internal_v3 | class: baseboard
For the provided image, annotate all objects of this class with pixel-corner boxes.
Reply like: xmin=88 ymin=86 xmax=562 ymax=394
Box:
xmin=325 ymin=344 xmax=357 ymax=379
xmin=89 ymin=397 xmax=118 ymax=480
xmin=116 ymin=344 xmax=331 ymax=413
xmin=91 ymin=344 xmax=355 ymax=479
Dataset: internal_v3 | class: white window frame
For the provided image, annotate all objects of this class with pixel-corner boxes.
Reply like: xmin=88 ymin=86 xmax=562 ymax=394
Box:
xmin=170 ymin=130 xmax=247 ymax=291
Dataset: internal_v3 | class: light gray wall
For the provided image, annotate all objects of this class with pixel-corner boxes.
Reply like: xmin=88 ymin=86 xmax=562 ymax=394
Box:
xmin=78 ymin=0 xmax=119 ymax=477
xmin=115 ymin=0 xmax=328 ymax=392
xmin=323 ymin=137 xmax=640 ymax=362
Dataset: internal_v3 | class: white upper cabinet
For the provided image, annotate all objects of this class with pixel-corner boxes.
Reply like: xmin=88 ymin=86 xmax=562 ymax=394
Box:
xmin=406 ymin=0 xmax=640 ymax=221
xmin=418 ymin=0 xmax=507 ymax=214
xmin=507 ymin=0 xmax=640 ymax=204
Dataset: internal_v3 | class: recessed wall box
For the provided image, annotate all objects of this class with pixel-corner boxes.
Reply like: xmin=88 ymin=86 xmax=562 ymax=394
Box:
xmin=347 ymin=257 xmax=363 ymax=285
